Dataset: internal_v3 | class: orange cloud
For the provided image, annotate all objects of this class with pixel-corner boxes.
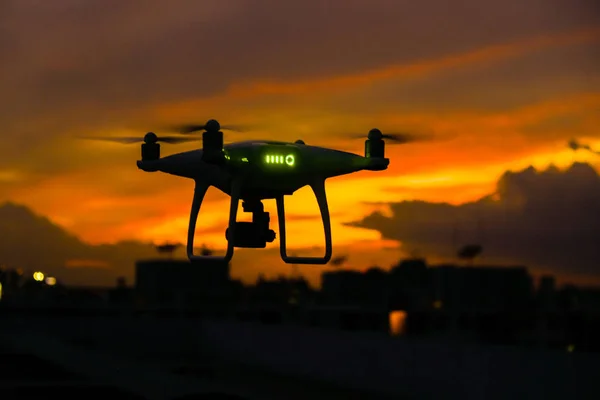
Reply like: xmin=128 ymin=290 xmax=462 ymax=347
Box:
xmin=235 ymin=27 xmax=600 ymax=95
xmin=368 ymin=92 xmax=600 ymax=175
xmin=157 ymin=26 xmax=600 ymax=116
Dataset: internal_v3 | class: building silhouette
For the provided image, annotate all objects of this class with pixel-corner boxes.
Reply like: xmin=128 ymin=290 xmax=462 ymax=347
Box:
xmin=2 ymin=254 xmax=600 ymax=352
xmin=134 ymin=257 xmax=233 ymax=313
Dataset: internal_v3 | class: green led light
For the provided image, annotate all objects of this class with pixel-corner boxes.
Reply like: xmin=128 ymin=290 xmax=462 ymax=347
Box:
xmin=265 ymin=154 xmax=295 ymax=166
xmin=285 ymin=154 xmax=295 ymax=166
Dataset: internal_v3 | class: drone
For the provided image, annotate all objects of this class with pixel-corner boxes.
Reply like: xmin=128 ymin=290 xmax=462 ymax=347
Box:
xmin=87 ymin=119 xmax=422 ymax=265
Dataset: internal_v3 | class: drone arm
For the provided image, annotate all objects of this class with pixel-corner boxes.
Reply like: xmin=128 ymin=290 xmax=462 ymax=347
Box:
xmin=276 ymin=179 xmax=332 ymax=265
xmin=187 ymin=179 xmax=241 ymax=263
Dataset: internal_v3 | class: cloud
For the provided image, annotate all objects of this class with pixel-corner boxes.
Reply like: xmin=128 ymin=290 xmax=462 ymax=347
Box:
xmin=349 ymin=162 xmax=600 ymax=281
xmin=382 ymin=182 xmax=496 ymax=205
xmin=219 ymin=26 xmax=600 ymax=98
xmin=2 ymin=1 xmax=598 ymax=134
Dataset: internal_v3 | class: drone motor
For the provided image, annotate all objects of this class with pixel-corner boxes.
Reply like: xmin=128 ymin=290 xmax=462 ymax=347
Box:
xmin=202 ymin=119 xmax=225 ymax=164
xmin=365 ymin=128 xmax=385 ymax=159
xmin=141 ymin=132 xmax=160 ymax=161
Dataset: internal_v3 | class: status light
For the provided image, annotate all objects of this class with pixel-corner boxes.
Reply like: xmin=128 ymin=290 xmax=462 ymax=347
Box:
xmin=265 ymin=154 xmax=295 ymax=166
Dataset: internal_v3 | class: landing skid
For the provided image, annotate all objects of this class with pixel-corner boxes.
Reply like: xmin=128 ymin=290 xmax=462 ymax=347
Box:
xmin=276 ymin=179 xmax=332 ymax=264
xmin=186 ymin=179 xmax=332 ymax=265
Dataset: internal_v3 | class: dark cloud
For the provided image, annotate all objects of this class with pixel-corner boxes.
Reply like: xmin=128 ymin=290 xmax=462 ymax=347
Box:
xmin=349 ymin=162 xmax=600 ymax=280
xmin=0 ymin=200 xmax=250 ymax=285
xmin=352 ymin=43 xmax=600 ymax=115
xmin=0 ymin=201 xmax=157 ymax=285
xmin=1 ymin=0 xmax=597 ymax=132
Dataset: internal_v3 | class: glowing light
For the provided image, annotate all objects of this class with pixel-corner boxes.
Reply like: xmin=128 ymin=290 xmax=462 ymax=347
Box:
xmin=389 ymin=310 xmax=407 ymax=336
xmin=0 ymin=282 xmax=2 ymax=300
xmin=264 ymin=154 xmax=295 ymax=166
xmin=567 ymin=344 xmax=575 ymax=353
xmin=433 ymin=300 xmax=443 ymax=309
xmin=45 ymin=277 xmax=57 ymax=286
xmin=33 ymin=272 xmax=44 ymax=282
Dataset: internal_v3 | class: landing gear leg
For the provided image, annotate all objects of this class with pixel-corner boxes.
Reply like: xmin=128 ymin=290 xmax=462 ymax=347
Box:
xmin=276 ymin=179 xmax=332 ymax=264
xmin=187 ymin=178 xmax=242 ymax=263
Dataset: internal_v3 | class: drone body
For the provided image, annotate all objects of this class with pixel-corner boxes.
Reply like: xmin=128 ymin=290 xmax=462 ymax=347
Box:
xmin=138 ymin=139 xmax=388 ymax=197
xmin=105 ymin=119 xmax=392 ymax=265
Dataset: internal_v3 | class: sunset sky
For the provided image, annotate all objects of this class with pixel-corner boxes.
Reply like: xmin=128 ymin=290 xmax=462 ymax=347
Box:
xmin=1 ymin=0 xmax=599 ymax=285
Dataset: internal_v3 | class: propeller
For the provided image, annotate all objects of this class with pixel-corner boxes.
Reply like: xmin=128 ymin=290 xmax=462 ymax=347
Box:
xmin=346 ymin=129 xmax=433 ymax=145
xmin=167 ymin=119 xmax=252 ymax=134
xmin=79 ymin=118 xmax=254 ymax=146
xmin=79 ymin=132 xmax=199 ymax=144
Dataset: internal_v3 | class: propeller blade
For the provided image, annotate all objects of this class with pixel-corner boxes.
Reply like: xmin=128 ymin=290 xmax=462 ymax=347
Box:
xmin=170 ymin=123 xmax=251 ymax=134
xmin=221 ymin=124 xmax=252 ymax=132
xmin=176 ymin=124 xmax=208 ymax=134
xmin=155 ymin=136 xmax=199 ymax=144
xmin=381 ymin=132 xmax=425 ymax=144
xmin=345 ymin=131 xmax=431 ymax=144
xmin=79 ymin=136 xmax=199 ymax=144
xmin=79 ymin=136 xmax=144 ymax=144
